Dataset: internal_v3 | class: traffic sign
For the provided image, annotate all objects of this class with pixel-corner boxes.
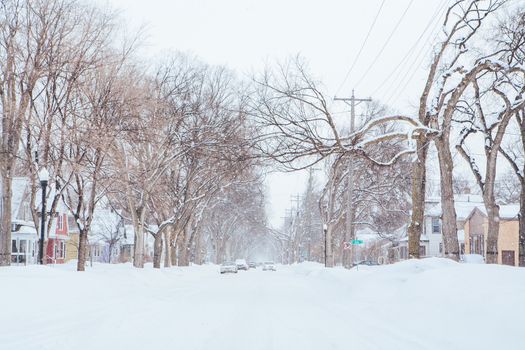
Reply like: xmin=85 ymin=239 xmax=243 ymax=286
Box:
xmin=343 ymin=240 xmax=364 ymax=249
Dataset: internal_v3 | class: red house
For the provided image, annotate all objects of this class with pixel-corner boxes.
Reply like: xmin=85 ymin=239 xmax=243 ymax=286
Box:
xmin=45 ymin=212 xmax=69 ymax=264
xmin=35 ymin=186 xmax=70 ymax=264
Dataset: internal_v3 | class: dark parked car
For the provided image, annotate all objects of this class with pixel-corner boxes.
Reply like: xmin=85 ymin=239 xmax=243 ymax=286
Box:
xmin=220 ymin=261 xmax=238 ymax=274
xmin=235 ymin=259 xmax=249 ymax=271
xmin=352 ymin=260 xmax=379 ymax=267
xmin=262 ymin=261 xmax=276 ymax=271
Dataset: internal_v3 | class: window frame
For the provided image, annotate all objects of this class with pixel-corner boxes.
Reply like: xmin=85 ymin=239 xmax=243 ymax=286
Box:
xmin=431 ymin=217 xmax=441 ymax=234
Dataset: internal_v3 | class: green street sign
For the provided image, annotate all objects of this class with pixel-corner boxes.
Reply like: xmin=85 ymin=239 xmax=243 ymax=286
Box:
xmin=351 ymin=239 xmax=364 ymax=245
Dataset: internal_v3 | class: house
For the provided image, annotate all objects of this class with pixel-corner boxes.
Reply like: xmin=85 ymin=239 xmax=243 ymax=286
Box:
xmin=88 ymin=207 xmax=125 ymax=263
xmin=65 ymin=204 xmax=125 ymax=264
xmin=423 ymin=194 xmax=485 ymax=257
xmin=37 ymin=188 xmax=70 ymax=264
xmin=9 ymin=177 xmax=71 ymax=265
xmin=119 ymin=224 xmax=155 ymax=263
xmin=10 ymin=178 xmax=38 ymax=265
xmin=398 ymin=194 xmax=485 ymax=259
xmin=353 ymin=226 xmax=399 ymax=264
xmin=119 ymin=226 xmax=135 ymax=263
xmin=464 ymin=204 xmax=520 ymax=266
xmin=65 ymin=215 xmax=80 ymax=262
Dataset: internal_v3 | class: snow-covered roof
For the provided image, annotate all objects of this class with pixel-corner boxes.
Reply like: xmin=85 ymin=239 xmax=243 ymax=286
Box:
xmin=466 ymin=204 xmax=520 ymax=221
xmin=426 ymin=195 xmax=485 ymax=221
xmin=12 ymin=219 xmax=38 ymax=238
xmin=122 ymin=224 xmax=156 ymax=248
xmin=498 ymin=205 xmax=520 ymax=220
xmin=401 ymin=234 xmax=429 ymax=242
xmin=11 ymin=177 xmax=29 ymax=219
xmin=89 ymin=207 xmax=123 ymax=241
xmin=16 ymin=224 xmax=38 ymax=235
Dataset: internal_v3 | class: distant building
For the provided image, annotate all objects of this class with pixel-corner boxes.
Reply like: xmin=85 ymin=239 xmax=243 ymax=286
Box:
xmin=10 ymin=178 xmax=38 ymax=265
xmin=399 ymin=194 xmax=485 ymax=259
xmin=464 ymin=205 xmax=520 ymax=266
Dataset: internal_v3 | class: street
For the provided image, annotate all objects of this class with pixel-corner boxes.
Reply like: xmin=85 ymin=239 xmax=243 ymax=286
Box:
xmin=1 ymin=259 xmax=524 ymax=350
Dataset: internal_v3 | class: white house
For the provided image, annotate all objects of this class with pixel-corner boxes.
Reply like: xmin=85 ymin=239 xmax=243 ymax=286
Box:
xmin=399 ymin=194 xmax=485 ymax=259
xmin=10 ymin=178 xmax=38 ymax=265
xmin=88 ymin=206 xmax=125 ymax=263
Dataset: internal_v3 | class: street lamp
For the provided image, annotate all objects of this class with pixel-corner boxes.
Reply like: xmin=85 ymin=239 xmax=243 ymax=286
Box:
xmin=38 ymin=167 xmax=49 ymax=265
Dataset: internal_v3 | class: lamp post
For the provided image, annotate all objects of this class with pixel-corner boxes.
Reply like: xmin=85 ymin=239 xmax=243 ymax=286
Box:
xmin=38 ymin=167 xmax=49 ymax=265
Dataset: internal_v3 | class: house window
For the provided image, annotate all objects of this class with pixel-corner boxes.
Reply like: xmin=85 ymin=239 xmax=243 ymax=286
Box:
xmin=57 ymin=215 xmax=64 ymax=230
xmin=11 ymin=239 xmax=28 ymax=265
xmin=400 ymin=246 xmax=408 ymax=260
xmin=93 ymin=246 xmax=100 ymax=257
xmin=470 ymin=234 xmax=484 ymax=255
xmin=419 ymin=245 xmax=426 ymax=257
xmin=55 ymin=241 xmax=65 ymax=259
xmin=432 ymin=218 xmax=440 ymax=234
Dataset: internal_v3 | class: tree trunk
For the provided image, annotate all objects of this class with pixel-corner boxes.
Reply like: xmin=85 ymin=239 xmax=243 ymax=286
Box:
xmin=519 ymin=179 xmax=525 ymax=267
xmin=0 ymin=174 xmax=13 ymax=266
xmin=178 ymin=244 xmax=190 ymax=266
xmin=485 ymin=203 xmax=500 ymax=264
xmin=133 ymin=222 xmax=145 ymax=268
xmin=435 ymin=137 xmax=460 ymax=261
xmin=170 ymin=244 xmax=177 ymax=266
xmin=77 ymin=229 xmax=88 ymax=271
xmin=343 ymin=210 xmax=355 ymax=268
xmin=153 ymin=233 xmax=162 ymax=269
xmin=163 ymin=228 xmax=171 ymax=267
xmin=408 ymin=138 xmax=428 ymax=259
xmin=107 ymin=242 xmax=113 ymax=264
xmin=325 ymin=224 xmax=334 ymax=267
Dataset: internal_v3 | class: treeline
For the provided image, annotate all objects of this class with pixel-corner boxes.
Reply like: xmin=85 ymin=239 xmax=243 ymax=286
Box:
xmin=254 ymin=0 xmax=525 ymax=266
xmin=0 ymin=0 xmax=266 ymax=269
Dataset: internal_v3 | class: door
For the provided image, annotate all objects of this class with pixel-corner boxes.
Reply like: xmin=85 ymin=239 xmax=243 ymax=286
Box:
xmin=501 ymin=250 xmax=515 ymax=266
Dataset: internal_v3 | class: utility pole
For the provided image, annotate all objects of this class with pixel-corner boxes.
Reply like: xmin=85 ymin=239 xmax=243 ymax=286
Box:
xmin=290 ymin=194 xmax=302 ymax=262
xmin=334 ymin=90 xmax=371 ymax=268
xmin=304 ymin=167 xmax=320 ymax=261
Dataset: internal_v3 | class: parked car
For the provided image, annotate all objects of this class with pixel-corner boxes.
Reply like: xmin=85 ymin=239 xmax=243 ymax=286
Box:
xmin=262 ymin=261 xmax=276 ymax=271
xmin=235 ymin=259 xmax=249 ymax=271
xmin=248 ymin=261 xmax=257 ymax=269
xmin=352 ymin=260 xmax=379 ymax=267
xmin=220 ymin=261 xmax=238 ymax=274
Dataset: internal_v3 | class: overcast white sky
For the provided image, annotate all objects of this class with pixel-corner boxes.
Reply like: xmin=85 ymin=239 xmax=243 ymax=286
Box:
xmin=104 ymin=0 xmax=452 ymax=227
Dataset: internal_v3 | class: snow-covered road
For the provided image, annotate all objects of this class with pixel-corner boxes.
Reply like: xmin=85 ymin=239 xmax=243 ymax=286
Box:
xmin=1 ymin=259 xmax=524 ymax=350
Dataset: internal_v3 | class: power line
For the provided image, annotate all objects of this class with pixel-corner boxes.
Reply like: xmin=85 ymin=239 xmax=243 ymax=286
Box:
xmin=335 ymin=0 xmax=386 ymax=96
xmin=371 ymin=0 xmax=448 ymax=98
xmin=354 ymin=0 xmax=415 ymax=90
xmin=385 ymin=1 xmax=448 ymax=106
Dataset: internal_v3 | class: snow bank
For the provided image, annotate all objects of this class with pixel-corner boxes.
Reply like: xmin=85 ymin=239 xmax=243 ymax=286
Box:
xmin=0 ymin=259 xmax=523 ymax=350
xmin=463 ymin=254 xmax=485 ymax=264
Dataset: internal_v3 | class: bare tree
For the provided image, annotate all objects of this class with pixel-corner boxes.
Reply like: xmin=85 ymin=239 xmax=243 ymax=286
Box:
xmin=252 ymin=57 xmax=438 ymax=265
xmin=455 ymin=5 xmax=525 ymax=264
xmin=0 ymin=0 xmax=66 ymax=265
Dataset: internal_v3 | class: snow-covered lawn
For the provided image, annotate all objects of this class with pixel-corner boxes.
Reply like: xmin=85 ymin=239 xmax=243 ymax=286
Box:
xmin=1 ymin=258 xmax=523 ymax=350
